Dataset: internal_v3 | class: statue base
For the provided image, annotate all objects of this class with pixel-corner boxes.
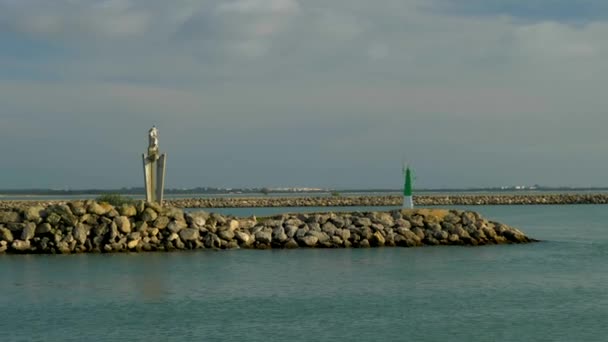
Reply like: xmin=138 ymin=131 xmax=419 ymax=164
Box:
xmin=143 ymin=153 xmax=166 ymax=205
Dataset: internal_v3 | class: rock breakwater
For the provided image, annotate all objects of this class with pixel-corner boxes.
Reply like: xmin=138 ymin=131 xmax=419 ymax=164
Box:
xmin=1 ymin=194 xmax=607 ymax=210
xmin=0 ymin=201 xmax=535 ymax=254
xmin=166 ymin=194 xmax=608 ymax=207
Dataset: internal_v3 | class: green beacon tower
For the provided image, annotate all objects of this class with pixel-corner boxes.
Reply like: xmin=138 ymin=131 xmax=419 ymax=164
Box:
xmin=403 ymin=165 xmax=413 ymax=209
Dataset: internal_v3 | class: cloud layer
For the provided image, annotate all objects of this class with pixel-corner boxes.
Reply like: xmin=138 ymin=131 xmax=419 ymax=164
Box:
xmin=1 ymin=0 xmax=607 ymax=189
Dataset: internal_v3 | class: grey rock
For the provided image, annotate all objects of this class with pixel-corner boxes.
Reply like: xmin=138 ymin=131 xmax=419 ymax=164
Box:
xmin=255 ymin=230 xmax=272 ymax=244
xmin=330 ymin=216 xmax=345 ymax=228
xmin=134 ymin=221 xmax=148 ymax=232
xmin=331 ymin=236 xmax=343 ymax=246
xmin=284 ymin=225 xmax=299 ymax=238
xmin=204 ymin=233 xmax=222 ymax=248
xmin=36 ymin=223 xmax=52 ymax=235
xmin=87 ymin=202 xmax=112 ymax=216
xmin=394 ymin=219 xmax=411 ymax=229
xmin=153 ymin=216 xmax=170 ymax=229
xmin=284 ymin=239 xmax=299 ymax=249
xmin=235 ymin=231 xmax=252 ymax=246
xmin=165 ymin=207 xmax=186 ymax=221
xmin=354 ymin=217 xmax=372 ymax=227
xmin=24 ymin=206 xmax=45 ymax=223
xmin=179 ymin=228 xmax=200 ymax=241
xmin=20 ymin=222 xmax=37 ymax=241
xmin=298 ymin=235 xmax=318 ymax=247
xmin=167 ymin=220 xmax=188 ymax=233
xmin=338 ymin=229 xmax=351 ymax=241
xmin=141 ymin=208 xmax=158 ymax=222
xmin=227 ymin=220 xmax=240 ymax=232
xmin=11 ymin=240 xmax=31 ymax=252
xmin=127 ymin=239 xmax=140 ymax=249
xmin=48 ymin=204 xmax=78 ymax=225
xmin=307 ymin=222 xmax=321 ymax=232
xmin=218 ymin=229 xmax=235 ymax=241
xmin=0 ymin=227 xmax=14 ymax=243
xmin=73 ymin=224 xmax=90 ymax=245
xmin=321 ymin=222 xmax=337 ymax=236
xmin=358 ymin=227 xmax=373 ymax=240
xmin=119 ymin=204 xmax=137 ymax=217
xmin=186 ymin=211 xmax=209 ymax=229
xmin=106 ymin=209 xmax=119 ymax=218
xmin=411 ymin=227 xmax=425 ymax=239
xmin=79 ymin=214 xmax=98 ymax=225
xmin=371 ymin=231 xmax=386 ymax=246
xmin=374 ymin=213 xmax=394 ymax=227
xmin=114 ymin=216 xmax=131 ymax=234
xmin=306 ymin=230 xmax=330 ymax=244
xmin=358 ymin=239 xmax=371 ymax=248
xmin=0 ymin=211 xmax=21 ymax=223
xmin=46 ymin=213 xmax=61 ymax=225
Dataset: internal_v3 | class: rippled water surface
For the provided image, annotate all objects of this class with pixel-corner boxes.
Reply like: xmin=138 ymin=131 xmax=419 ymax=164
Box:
xmin=1 ymin=205 xmax=608 ymax=341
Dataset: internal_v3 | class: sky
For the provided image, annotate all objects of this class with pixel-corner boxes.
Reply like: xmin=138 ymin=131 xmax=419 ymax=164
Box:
xmin=1 ymin=0 xmax=608 ymax=190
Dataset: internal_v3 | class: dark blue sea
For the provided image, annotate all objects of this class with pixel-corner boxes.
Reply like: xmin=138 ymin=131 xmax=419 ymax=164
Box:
xmin=1 ymin=205 xmax=607 ymax=341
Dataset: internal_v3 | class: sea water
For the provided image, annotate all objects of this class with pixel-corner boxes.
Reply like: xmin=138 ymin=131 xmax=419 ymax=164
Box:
xmin=1 ymin=205 xmax=607 ymax=341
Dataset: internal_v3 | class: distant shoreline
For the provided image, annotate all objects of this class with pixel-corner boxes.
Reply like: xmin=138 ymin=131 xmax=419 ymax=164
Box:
xmin=2 ymin=193 xmax=608 ymax=209
xmin=2 ymin=187 xmax=608 ymax=197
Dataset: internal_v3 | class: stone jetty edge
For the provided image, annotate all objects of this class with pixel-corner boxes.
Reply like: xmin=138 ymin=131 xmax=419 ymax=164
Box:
xmin=0 ymin=201 xmax=536 ymax=254
xmin=2 ymin=193 xmax=608 ymax=210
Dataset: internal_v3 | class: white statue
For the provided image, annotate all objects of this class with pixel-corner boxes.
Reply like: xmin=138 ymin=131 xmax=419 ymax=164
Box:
xmin=148 ymin=126 xmax=159 ymax=160
xmin=143 ymin=125 xmax=166 ymax=205
xmin=149 ymin=126 xmax=159 ymax=149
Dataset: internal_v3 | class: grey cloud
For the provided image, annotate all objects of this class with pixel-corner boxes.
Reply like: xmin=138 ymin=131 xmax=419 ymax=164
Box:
xmin=1 ymin=0 xmax=608 ymax=188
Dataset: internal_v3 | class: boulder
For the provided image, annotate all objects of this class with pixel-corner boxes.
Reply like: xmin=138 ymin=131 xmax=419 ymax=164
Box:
xmin=298 ymin=235 xmax=318 ymax=247
xmin=68 ymin=202 xmax=87 ymax=216
xmin=47 ymin=204 xmax=78 ymax=225
xmin=227 ymin=220 xmax=240 ymax=232
xmin=141 ymin=208 xmax=158 ymax=222
xmin=331 ymin=236 xmax=344 ymax=246
xmin=0 ymin=211 xmax=21 ymax=223
xmin=167 ymin=220 xmax=188 ymax=233
xmin=394 ymin=219 xmax=411 ymax=229
xmin=165 ymin=207 xmax=185 ymax=221
xmin=24 ymin=206 xmax=45 ymax=223
xmin=284 ymin=239 xmax=299 ymax=249
xmin=0 ymin=227 xmax=14 ymax=243
xmin=87 ymin=202 xmax=112 ymax=216
xmin=254 ymin=230 xmax=272 ymax=244
xmin=272 ymin=227 xmax=288 ymax=243
xmin=354 ymin=217 xmax=372 ymax=227
xmin=204 ymin=233 xmax=222 ymax=248
xmin=114 ymin=216 xmax=131 ymax=234
xmin=36 ymin=223 xmax=52 ymax=235
xmin=284 ymin=225 xmax=299 ymax=238
xmin=306 ymin=231 xmax=330 ymax=244
xmin=371 ymin=231 xmax=386 ymax=247
xmin=11 ymin=240 xmax=31 ymax=252
xmin=179 ymin=228 xmax=200 ymax=241
xmin=186 ymin=211 xmax=209 ymax=228
xmin=46 ymin=213 xmax=61 ymax=225
xmin=73 ymin=223 xmax=90 ymax=245
xmin=153 ymin=216 xmax=170 ymax=229
xmin=127 ymin=239 xmax=140 ymax=249
xmin=358 ymin=239 xmax=371 ymax=248
xmin=235 ymin=231 xmax=252 ymax=246
xmin=218 ymin=230 xmax=235 ymax=241
xmin=20 ymin=222 xmax=37 ymax=241
xmin=119 ymin=204 xmax=137 ymax=217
